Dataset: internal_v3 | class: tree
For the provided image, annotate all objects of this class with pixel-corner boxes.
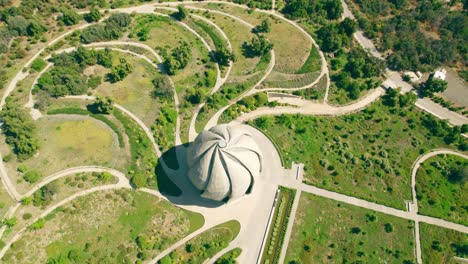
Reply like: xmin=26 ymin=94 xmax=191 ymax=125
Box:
xmin=131 ymin=173 xmax=147 ymax=188
xmin=85 ymin=7 xmax=101 ymax=23
xmin=340 ymin=17 xmax=357 ymax=36
xmin=31 ymin=58 xmax=46 ymax=72
xmin=60 ymin=8 xmax=81 ymax=26
xmin=242 ymin=35 xmax=273 ymax=57
xmin=7 ymin=16 xmax=28 ymax=36
xmin=384 ymin=223 xmax=393 ymax=233
xmin=164 ymin=42 xmax=191 ymax=75
xmin=316 ymin=24 xmax=343 ymax=52
xmin=26 ymin=19 xmax=48 ymax=38
xmin=419 ymin=78 xmax=448 ymax=97
xmin=174 ymin=5 xmax=188 ymax=21
xmin=94 ymin=96 xmax=114 ymax=114
xmin=106 ymin=13 xmax=131 ymax=27
xmin=214 ymin=48 xmax=235 ymax=67
xmin=159 ymin=256 xmax=172 ymax=264
xmin=253 ymin=19 xmax=271 ymax=33
xmin=107 ymin=58 xmax=133 ymax=82
xmin=96 ymin=48 xmax=113 ymax=68
xmin=325 ymin=0 xmax=343 ymax=20
xmin=448 ymin=165 xmax=467 ymax=183
xmin=24 ymin=170 xmax=41 ymax=183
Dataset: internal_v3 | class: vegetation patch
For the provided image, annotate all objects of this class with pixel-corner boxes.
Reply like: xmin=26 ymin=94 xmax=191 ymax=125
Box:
xmin=2 ymin=190 xmax=203 ymax=264
xmin=251 ymin=91 xmax=466 ymax=209
xmin=420 ymin=223 xmax=468 ymax=263
xmin=416 ymin=154 xmax=467 ymax=225
xmin=285 ymin=192 xmax=415 ymax=263
xmin=215 ymin=247 xmax=242 ymax=264
xmin=160 ymin=220 xmax=241 ymax=264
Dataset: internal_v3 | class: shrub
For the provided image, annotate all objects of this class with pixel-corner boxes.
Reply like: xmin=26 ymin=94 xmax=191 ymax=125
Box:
xmin=23 ymin=170 xmax=41 ymax=184
xmin=31 ymin=58 xmax=46 ymax=72
xmin=22 ymin=213 xmax=32 ymax=220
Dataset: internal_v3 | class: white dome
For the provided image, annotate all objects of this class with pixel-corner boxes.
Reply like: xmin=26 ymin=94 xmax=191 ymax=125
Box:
xmin=187 ymin=124 xmax=262 ymax=202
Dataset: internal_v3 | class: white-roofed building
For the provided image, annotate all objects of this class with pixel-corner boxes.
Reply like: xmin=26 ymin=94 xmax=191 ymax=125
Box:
xmin=187 ymin=124 xmax=263 ymax=202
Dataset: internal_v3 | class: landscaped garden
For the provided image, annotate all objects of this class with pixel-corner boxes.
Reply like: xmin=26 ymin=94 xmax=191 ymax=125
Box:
xmin=251 ymin=91 xmax=465 ymax=209
xmin=285 ymin=192 xmax=416 ymax=263
xmin=416 ymin=154 xmax=467 ymax=225
xmin=420 ymin=223 xmax=468 ymax=263
xmin=0 ymin=1 xmax=466 ymax=263
xmin=159 ymin=220 xmax=241 ymax=264
xmin=2 ymin=189 xmax=204 ymax=264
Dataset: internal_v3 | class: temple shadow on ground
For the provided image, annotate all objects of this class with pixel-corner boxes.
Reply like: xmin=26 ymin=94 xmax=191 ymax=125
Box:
xmin=155 ymin=144 xmax=224 ymax=208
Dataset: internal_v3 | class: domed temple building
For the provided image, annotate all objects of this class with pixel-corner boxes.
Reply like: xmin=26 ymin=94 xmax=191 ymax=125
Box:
xmin=187 ymin=124 xmax=263 ymax=202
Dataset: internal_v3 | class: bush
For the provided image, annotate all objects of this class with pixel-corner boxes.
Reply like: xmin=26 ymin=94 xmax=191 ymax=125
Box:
xmin=24 ymin=170 xmax=41 ymax=183
xmin=59 ymin=8 xmax=81 ymax=26
xmin=31 ymin=58 xmax=46 ymax=72
xmin=242 ymin=35 xmax=273 ymax=57
xmin=22 ymin=213 xmax=32 ymax=220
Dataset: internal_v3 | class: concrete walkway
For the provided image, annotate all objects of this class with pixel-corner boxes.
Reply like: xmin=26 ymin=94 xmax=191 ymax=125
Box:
xmin=236 ymin=87 xmax=384 ymax=122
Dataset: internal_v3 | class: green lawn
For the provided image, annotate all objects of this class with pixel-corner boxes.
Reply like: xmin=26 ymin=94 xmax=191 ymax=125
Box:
xmin=420 ymin=223 xmax=468 ymax=263
xmin=285 ymin=192 xmax=416 ymax=263
xmin=161 ymin=220 xmax=241 ymax=264
xmin=416 ymin=154 xmax=467 ymax=225
xmin=252 ymin=101 xmax=461 ymax=209
xmin=2 ymin=189 xmax=203 ymax=263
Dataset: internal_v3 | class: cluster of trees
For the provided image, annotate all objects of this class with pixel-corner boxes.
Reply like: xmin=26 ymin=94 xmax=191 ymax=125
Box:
xmin=316 ymin=18 xmax=357 ymax=53
xmin=0 ymin=15 xmax=47 ymax=54
xmin=331 ymin=46 xmax=385 ymax=99
xmin=107 ymin=58 xmax=133 ymax=83
xmin=80 ymin=13 xmax=132 ymax=44
xmin=84 ymin=7 xmax=102 ymax=23
xmin=173 ymin=5 xmax=188 ymax=21
xmin=282 ymin=0 xmax=343 ymax=22
xmin=0 ymin=0 xmax=54 ymax=52
xmin=353 ymin=0 xmax=466 ymax=71
xmin=151 ymin=76 xmax=173 ymax=100
xmin=382 ymin=88 xmax=416 ymax=109
xmin=253 ymin=19 xmax=271 ymax=34
xmin=58 ymin=7 xmax=81 ymax=26
xmin=164 ymin=41 xmax=191 ymax=75
xmin=418 ymin=78 xmax=448 ymax=97
xmin=233 ymin=0 xmax=272 ymax=10
xmin=0 ymin=100 xmax=39 ymax=160
xmin=214 ymin=48 xmax=236 ymax=68
xmin=421 ymin=114 xmax=467 ymax=150
xmin=242 ymin=34 xmax=273 ymax=57
xmin=36 ymin=47 xmax=114 ymax=97
xmin=94 ymin=96 xmax=114 ymax=114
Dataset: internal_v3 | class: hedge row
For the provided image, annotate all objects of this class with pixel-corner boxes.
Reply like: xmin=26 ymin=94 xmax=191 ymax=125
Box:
xmin=263 ymin=187 xmax=296 ymax=264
